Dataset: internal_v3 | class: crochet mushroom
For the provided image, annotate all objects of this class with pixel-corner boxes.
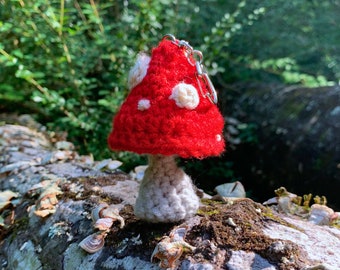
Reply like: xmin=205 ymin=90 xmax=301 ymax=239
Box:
xmin=108 ymin=34 xmax=225 ymax=223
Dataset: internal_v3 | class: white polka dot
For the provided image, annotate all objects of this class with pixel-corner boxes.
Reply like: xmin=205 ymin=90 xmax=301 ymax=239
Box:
xmin=137 ymin=99 xmax=151 ymax=111
xmin=128 ymin=53 xmax=151 ymax=90
xmin=169 ymin=83 xmax=199 ymax=110
xmin=216 ymin=134 xmax=222 ymax=142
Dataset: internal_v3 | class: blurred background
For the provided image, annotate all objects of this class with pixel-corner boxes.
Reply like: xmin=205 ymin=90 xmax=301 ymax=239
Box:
xmin=0 ymin=0 xmax=339 ymax=208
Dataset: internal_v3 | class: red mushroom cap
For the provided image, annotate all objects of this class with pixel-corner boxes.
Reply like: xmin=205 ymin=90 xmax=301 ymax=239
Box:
xmin=108 ymin=38 xmax=225 ymax=158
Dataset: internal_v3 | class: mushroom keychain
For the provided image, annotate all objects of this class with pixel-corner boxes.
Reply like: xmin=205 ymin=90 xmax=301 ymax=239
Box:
xmin=108 ymin=34 xmax=225 ymax=223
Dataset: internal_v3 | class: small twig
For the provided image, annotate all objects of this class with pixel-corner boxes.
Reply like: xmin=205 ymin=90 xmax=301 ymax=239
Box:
xmin=89 ymin=0 xmax=104 ymax=33
xmin=59 ymin=0 xmax=65 ymax=36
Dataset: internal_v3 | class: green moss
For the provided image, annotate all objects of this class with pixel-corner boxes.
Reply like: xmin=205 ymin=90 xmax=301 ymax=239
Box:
xmin=197 ymin=199 xmax=226 ymax=216
xmin=8 ymin=216 xmax=30 ymax=242
xmin=197 ymin=208 xmax=220 ymax=216
xmin=262 ymin=206 xmax=304 ymax=232
xmin=332 ymin=223 xmax=340 ymax=229
xmin=262 ymin=207 xmax=277 ymax=219
xmin=201 ymin=199 xmax=224 ymax=205
xmin=243 ymin=222 xmax=253 ymax=228
xmin=276 ymin=99 xmax=306 ymax=122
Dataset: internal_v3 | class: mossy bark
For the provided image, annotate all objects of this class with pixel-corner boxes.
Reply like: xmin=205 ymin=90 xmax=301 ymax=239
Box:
xmin=221 ymin=83 xmax=340 ymax=209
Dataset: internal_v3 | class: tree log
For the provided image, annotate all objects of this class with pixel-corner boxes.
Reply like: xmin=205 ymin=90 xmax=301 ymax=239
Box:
xmin=221 ymin=83 xmax=340 ymax=209
xmin=0 ymin=118 xmax=340 ymax=269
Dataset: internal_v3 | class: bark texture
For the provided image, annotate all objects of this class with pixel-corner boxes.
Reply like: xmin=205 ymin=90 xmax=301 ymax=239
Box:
xmin=0 ymin=116 xmax=340 ymax=270
xmin=220 ymin=83 xmax=340 ymax=209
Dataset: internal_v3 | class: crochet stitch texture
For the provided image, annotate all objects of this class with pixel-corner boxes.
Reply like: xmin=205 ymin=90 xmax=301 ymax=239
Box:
xmin=134 ymin=155 xmax=199 ymax=222
xmin=108 ymin=36 xmax=225 ymax=223
xmin=108 ymin=39 xmax=225 ymax=159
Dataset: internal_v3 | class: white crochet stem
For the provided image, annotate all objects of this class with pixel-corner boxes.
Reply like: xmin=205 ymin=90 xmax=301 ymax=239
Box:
xmin=134 ymin=155 xmax=200 ymax=223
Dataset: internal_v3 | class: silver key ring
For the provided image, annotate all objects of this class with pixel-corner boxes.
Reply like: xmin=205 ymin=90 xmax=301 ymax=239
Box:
xmin=162 ymin=34 xmax=218 ymax=104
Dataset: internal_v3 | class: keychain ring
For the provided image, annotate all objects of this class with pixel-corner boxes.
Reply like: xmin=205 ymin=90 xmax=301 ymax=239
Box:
xmin=162 ymin=34 xmax=176 ymax=42
xmin=162 ymin=34 xmax=218 ymax=104
xmin=192 ymin=50 xmax=203 ymax=64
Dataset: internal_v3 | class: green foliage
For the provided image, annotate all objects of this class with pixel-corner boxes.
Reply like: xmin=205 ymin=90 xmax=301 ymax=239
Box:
xmin=0 ymin=0 xmax=127 ymax=159
xmin=200 ymin=1 xmax=266 ymax=77
xmin=236 ymin=123 xmax=258 ymax=144
xmin=0 ymin=0 xmax=339 ymax=167
xmin=247 ymin=0 xmax=339 ymax=85
xmin=182 ymin=158 xmax=236 ymax=193
xmin=200 ymin=0 xmax=339 ymax=86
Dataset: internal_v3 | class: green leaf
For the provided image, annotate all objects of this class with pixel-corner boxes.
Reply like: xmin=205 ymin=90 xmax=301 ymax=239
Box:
xmin=12 ymin=50 xmax=24 ymax=59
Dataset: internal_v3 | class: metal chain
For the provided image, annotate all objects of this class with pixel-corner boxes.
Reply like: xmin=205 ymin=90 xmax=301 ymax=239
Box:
xmin=162 ymin=34 xmax=218 ymax=104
